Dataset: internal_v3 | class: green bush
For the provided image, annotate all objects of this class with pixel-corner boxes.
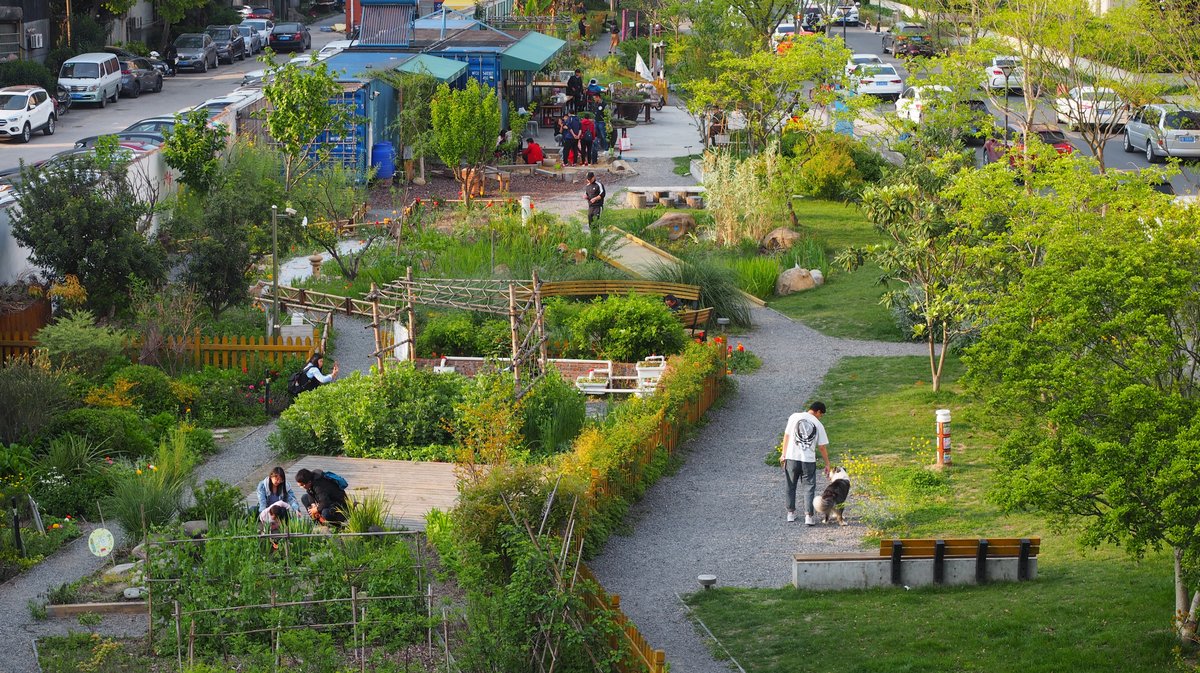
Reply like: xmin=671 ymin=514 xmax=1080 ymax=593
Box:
xmin=416 ymin=312 xmax=510 ymax=358
xmin=727 ymin=256 xmax=779 ymax=299
xmin=649 ymin=254 xmax=753 ymax=328
xmin=521 ymin=371 xmax=586 ymax=459
xmin=30 ymin=434 xmax=114 ymax=518
xmin=270 ymin=363 xmax=468 ymax=457
xmin=103 ymin=429 xmax=196 ymax=539
xmin=180 ymin=479 xmax=247 ymax=522
xmin=0 ymin=60 xmax=56 ymax=91
xmin=615 ymin=37 xmax=650 ymax=72
xmin=566 ymin=293 xmax=687 ymax=362
xmin=111 ymin=364 xmax=178 ymax=416
xmin=47 ymin=407 xmax=154 ymax=457
xmin=180 ymin=366 xmax=267 ymax=428
xmin=0 ymin=351 xmax=82 ymax=445
xmin=35 ymin=310 xmax=129 ymax=379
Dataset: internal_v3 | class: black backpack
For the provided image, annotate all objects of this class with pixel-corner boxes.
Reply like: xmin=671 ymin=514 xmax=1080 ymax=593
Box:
xmin=287 ymin=364 xmax=319 ymax=396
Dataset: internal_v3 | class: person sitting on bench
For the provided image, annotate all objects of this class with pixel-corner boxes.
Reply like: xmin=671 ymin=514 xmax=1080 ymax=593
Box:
xmin=295 ymin=468 xmax=348 ymax=525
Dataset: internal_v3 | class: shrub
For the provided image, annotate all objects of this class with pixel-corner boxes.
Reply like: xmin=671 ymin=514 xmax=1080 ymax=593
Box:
xmin=270 ymin=363 xmax=468 ymax=457
xmin=110 ymin=365 xmax=178 ymax=416
xmin=180 ymin=479 xmax=247 ymax=522
xmin=341 ymin=490 xmax=391 ymax=534
xmin=565 ymin=293 xmax=687 ymax=362
xmin=0 ymin=60 xmax=56 ymax=91
xmin=180 ymin=366 xmax=267 ymax=428
xmin=416 ymin=312 xmax=509 ymax=357
xmin=521 ymin=371 xmax=586 ymax=459
xmin=649 ymin=253 xmax=753 ymax=328
xmin=30 ymin=434 xmax=113 ymax=518
xmin=103 ymin=429 xmax=196 ymax=539
xmin=0 ymin=351 xmax=82 ymax=445
xmin=35 ymin=310 xmax=129 ymax=379
xmin=47 ymin=408 xmax=154 ymax=458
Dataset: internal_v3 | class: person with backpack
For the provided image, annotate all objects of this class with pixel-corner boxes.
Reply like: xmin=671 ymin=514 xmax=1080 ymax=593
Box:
xmin=295 ymin=468 xmax=349 ymax=525
xmin=579 ymin=114 xmax=596 ymax=168
xmin=289 ymin=352 xmax=339 ymax=397
xmin=779 ymin=401 xmax=832 ymax=525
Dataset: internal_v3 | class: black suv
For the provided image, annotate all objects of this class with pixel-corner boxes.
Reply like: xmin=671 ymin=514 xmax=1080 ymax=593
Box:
xmin=205 ymin=25 xmax=247 ymax=64
xmin=799 ymin=7 xmax=825 ymax=31
xmin=883 ymin=22 xmax=934 ymax=56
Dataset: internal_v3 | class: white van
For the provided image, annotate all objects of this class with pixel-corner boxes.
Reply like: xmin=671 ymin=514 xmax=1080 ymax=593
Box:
xmin=58 ymin=53 xmax=122 ymax=108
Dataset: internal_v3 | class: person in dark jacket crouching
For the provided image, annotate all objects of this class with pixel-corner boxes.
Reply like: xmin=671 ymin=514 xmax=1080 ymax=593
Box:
xmin=295 ymin=468 xmax=348 ymax=525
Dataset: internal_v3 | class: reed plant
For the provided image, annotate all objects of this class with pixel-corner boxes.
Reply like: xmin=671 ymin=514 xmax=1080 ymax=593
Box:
xmin=648 ymin=254 xmax=752 ymax=328
xmin=341 ymin=489 xmax=392 ymax=534
xmin=727 ymin=256 xmax=780 ymax=300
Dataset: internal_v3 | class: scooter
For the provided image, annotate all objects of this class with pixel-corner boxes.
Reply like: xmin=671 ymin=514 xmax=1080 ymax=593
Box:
xmin=149 ymin=51 xmax=175 ymax=77
xmin=53 ymin=84 xmax=71 ymax=117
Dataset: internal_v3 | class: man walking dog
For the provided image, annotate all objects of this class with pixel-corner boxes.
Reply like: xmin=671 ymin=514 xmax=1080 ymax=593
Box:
xmin=779 ymin=401 xmax=832 ymax=525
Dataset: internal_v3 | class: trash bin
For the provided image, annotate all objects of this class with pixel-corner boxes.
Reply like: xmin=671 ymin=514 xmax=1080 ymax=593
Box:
xmin=371 ymin=141 xmax=396 ymax=181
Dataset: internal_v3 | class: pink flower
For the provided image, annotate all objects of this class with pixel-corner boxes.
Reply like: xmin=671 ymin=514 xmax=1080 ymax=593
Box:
xmin=249 ymin=384 xmax=255 ymax=390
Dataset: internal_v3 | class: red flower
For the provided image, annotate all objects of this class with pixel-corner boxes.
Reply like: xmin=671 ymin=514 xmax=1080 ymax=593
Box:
xmin=249 ymin=384 xmax=255 ymax=390
xmin=258 ymin=397 xmax=265 ymax=404
xmin=736 ymin=343 xmax=745 ymax=352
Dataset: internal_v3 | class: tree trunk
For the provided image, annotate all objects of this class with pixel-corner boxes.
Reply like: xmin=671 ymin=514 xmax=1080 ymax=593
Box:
xmin=928 ymin=328 xmax=940 ymax=393
xmin=1176 ymin=548 xmax=1199 ymax=644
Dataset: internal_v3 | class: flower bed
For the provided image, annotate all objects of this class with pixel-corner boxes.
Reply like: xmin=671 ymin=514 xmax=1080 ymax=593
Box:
xmin=0 ymin=514 xmax=80 ymax=583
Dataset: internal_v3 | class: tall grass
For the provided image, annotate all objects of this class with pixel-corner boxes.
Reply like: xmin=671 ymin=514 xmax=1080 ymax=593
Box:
xmin=726 ymin=257 xmax=780 ymax=300
xmin=341 ymin=490 xmax=392 ymax=533
xmin=648 ymin=254 xmax=752 ymax=328
xmin=776 ymin=239 xmax=829 ymax=276
xmin=103 ymin=429 xmax=196 ymax=539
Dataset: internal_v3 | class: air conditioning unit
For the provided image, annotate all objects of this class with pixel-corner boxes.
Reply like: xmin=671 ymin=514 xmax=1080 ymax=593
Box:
xmin=26 ymin=32 xmax=42 ymax=49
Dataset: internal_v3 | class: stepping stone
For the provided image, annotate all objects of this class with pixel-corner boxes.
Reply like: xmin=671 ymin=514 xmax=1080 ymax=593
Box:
xmin=103 ymin=561 xmax=140 ymax=577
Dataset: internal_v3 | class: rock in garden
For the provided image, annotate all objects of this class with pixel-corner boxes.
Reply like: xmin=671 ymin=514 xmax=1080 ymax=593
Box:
xmin=776 ymin=267 xmax=817 ymax=295
xmin=493 ymin=263 xmax=511 ymax=276
xmin=760 ymin=227 xmax=803 ymax=252
xmin=103 ymin=562 xmax=139 ymax=577
xmin=130 ymin=543 xmax=147 ymax=560
xmin=182 ymin=520 xmax=208 ymax=538
xmin=810 ymin=269 xmax=824 ymax=286
xmin=647 ymin=212 xmax=696 ymax=241
xmin=123 ymin=587 xmax=147 ymax=600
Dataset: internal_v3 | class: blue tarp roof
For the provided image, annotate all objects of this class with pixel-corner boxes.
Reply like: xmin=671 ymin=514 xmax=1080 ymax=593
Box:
xmin=322 ymin=50 xmax=466 ymax=82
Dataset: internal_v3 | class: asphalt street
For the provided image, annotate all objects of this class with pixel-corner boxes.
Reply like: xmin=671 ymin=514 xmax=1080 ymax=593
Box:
xmin=0 ymin=20 xmax=344 ymax=170
xmin=839 ymin=24 xmax=1200 ymax=194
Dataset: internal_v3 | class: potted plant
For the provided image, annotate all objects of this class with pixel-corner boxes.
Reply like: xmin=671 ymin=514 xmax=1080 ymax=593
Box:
xmin=636 ymin=355 xmax=666 ymax=372
xmin=575 ymin=368 xmax=609 ymax=393
xmin=610 ymin=83 xmax=647 ymax=121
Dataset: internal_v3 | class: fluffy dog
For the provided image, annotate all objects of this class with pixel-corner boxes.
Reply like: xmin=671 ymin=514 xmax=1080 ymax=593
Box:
xmin=813 ymin=467 xmax=851 ymax=525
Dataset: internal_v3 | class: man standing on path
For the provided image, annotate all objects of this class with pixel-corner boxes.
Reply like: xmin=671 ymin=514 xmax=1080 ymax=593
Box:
xmin=584 ymin=171 xmax=605 ymax=227
xmin=566 ymin=69 xmax=584 ymax=114
xmin=779 ymin=401 xmax=831 ymax=525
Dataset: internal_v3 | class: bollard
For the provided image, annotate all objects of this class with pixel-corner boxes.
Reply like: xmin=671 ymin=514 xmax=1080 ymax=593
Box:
xmin=936 ymin=408 xmax=952 ymax=466
xmin=520 ymin=195 xmax=531 ymax=224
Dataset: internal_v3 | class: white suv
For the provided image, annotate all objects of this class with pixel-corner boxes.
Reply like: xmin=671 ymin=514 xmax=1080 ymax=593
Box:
xmin=0 ymin=85 xmax=56 ymax=143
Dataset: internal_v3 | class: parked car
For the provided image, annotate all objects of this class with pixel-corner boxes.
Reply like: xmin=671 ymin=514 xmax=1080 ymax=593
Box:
xmin=984 ymin=122 xmax=1074 ymax=166
xmin=982 ymin=56 xmax=1023 ymax=93
xmin=772 ymin=22 xmax=797 ymax=48
xmin=74 ymin=116 xmax=176 ymax=149
xmin=118 ymin=58 xmax=163 ymax=98
xmin=1053 ymin=86 xmax=1128 ymax=130
xmin=73 ymin=132 xmax=165 ymax=150
xmin=316 ymin=39 xmax=354 ymax=60
xmin=237 ymin=24 xmax=264 ymax=54
xmin=242 ymin=19 xmax=273 ymax=46
xmin=799 ymin=7 xmax=825 ymax=31
xmin=882 ymin=22 xmax=932 ymax=55
xmin=895 ymin=84 xmax=951 ymax=124
xmin=1123 ymin=103 xmax=1200 ymax=163
xmin=58 ymin=52 xmax=122 ymax=107
xmin=852 ymin=64 xmax=903 ymax=100
xmin=0 ymin=86 xmax=56 ymax=143
xmin=174 ymin=33 xmax=219 ymax=73
xmin=832 ymin=4 xmax=860 ymax=25
xmin=206 ymin=25 xmax=247 ymax=64
xmin=192 ymin=91 xmax=262 ymax=122
xmin=247 ymin=6 xmax=275 ymax=19
xmin=269 ymin=22 xmax=311 ymax=52
xmin=845 ymin=53 xmax=883 ymax=76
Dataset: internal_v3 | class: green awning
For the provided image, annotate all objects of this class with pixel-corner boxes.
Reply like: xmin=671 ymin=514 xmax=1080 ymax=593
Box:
xmin=397 ymin=54 xmax=467 ymax=82
xmin=500 ymin=32 xmax=566 ymax=72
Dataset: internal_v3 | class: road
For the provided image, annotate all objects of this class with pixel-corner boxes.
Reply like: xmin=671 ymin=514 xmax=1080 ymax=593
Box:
xmin=837 ymin=24 xmax=1200 ymax=194
xmin=0 ymin=21 xmax=344 ymax=170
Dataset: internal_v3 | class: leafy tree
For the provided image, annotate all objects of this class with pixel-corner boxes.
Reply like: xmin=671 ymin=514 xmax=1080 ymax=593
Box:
xmin=429 ymin=78 xmax=502 ymax=204
xmin=10 ymin=154 xmax=164 ymax=317
xmin=293 ymin=163 xmax=388 ymax=281
xmin=162 ymin=109 xmax=229 ymax=195
xmin=954 ymin=157 xmax=1200 ymax=645
xmin=836 ymin=156 xmax=973 ymax=392
xmin=722 ymin=0 xmax=797 ymax=48
xmin=259 ymin=53 xmax=358 ymax=193
xmin=685 ymin=35 xmax=850 ymax=153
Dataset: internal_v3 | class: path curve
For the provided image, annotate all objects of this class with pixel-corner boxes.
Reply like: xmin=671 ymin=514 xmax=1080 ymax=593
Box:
xmin=589 ymin=305 xmax=930 ymax=673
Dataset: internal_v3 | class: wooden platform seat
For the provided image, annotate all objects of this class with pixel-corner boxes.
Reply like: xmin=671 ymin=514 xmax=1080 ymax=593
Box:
xmin=540 ymin=280 xmax=701 ymax=303
xmin=792 ymin=537 xmax=1040 ymax=590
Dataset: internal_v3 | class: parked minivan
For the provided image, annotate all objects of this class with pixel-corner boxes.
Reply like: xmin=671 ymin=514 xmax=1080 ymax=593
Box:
xmin=58 ymin=53 xmax=122 ymax=108
xmin=1123 ymin=103 xmax=1200 ymax=163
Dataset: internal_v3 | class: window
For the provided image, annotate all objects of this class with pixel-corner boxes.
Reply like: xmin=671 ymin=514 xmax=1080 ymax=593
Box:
xmin=0 ymin=94 xmax=26 ymax=110
xmin=1164 ymin=110 xmax=1200 ymax=131
xmin=61 ymin=62 xmax=100 ymax=78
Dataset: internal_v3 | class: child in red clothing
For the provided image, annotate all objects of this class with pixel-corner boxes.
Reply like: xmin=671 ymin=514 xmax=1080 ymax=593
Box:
xmin=522 ymin=138 xmax=544 ymax=164
xmin=579 ymin=116 xmax=596 ymax=167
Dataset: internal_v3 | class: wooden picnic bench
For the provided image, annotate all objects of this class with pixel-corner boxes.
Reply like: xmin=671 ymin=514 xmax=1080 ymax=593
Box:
xmin=793 ymin=537 xmax=1040 ymax=590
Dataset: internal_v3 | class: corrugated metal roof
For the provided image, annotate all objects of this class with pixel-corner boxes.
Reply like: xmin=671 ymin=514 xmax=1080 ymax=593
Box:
xmin=322 ymin=50 xmax=466 ymax=82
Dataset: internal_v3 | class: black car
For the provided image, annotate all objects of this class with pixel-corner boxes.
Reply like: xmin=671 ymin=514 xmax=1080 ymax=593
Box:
xmin=799 ymin=7 xmax=825 ymax=31
xmin=206 ymin=25 xmax=247 ymax=64
xmin=269 ymin=22 xmax=311 ymax=52
xmin=118 ymin=58 xmax=163 ymax=98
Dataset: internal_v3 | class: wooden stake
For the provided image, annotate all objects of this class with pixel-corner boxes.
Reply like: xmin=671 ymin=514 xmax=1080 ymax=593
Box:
xmin=405 ymin=266 xmax=416 ymax=362
xmin=532 ymin=270 xmax=547 ymax=371
xmin=368 ymin=283 xmax=385 ymax=372
xmin=508 ymin=283 xmax=520 ymax=389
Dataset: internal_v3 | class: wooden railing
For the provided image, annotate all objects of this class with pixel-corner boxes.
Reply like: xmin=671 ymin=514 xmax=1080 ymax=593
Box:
xmin=1 ymin=328 xmax=317 ymax=369
xmin=578 ymin=564 xmax=667 ymax=673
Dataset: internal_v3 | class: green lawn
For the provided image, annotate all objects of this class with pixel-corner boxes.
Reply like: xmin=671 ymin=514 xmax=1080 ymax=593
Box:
xmin=687 ymin=355 xmax=1189 ymax=673
xmin=767 ymin=200 xmax=904 ymax=342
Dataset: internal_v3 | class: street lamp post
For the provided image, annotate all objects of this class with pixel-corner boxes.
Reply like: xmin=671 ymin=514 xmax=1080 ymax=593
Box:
xmin=875 ymin=0 xmax=880 ymax=32
xmin=271 ymin=205 xmax=280 ymax=340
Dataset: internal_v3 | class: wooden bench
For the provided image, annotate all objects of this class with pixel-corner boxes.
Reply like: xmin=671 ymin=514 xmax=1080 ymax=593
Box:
xmin=539 ymin=280 xmax=701 ymax=303
xmin=677 ymin=307 xmax=713 ymax=335
xmin=793 ymin=537 xmax=1040 ymax=590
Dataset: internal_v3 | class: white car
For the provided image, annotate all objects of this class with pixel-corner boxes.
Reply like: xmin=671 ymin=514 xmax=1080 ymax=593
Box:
xmin=895 ymin=84 xmax=952 ymax=124
xmin=241 ymin=19 xmax=273 ymax=49
xmin=1054 ymin=86 xmax=1129 ymax=130
xmin=237 ymin=24 xmax=264 ymax=54
xmin=832 ymin=4 xmax=860 ymax=25
xmin=0 ymin=85 xmax=56 ymax=143
xmin=845 ymin=53 xmax=884 ymax=76
xmin=317 ymin=40 xmax=354 ymax=61
xmin=852 ymin=64 xmax=903 ymax=100
xmin=983 ymin=56 xmax=1022 ymax=93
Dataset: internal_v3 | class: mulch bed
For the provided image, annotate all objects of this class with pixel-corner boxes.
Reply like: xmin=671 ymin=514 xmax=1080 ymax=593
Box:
xmin=366 ymin=168 xmax=631 ymax=212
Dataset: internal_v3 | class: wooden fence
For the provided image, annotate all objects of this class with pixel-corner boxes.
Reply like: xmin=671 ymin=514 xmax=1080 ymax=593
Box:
xmin=0 ymin=299 xmax=51 ymax=333
xmin=579 ymin=348 xmax=727 ymax=673
xmin=0 ymin=328 xmax=318 ymax=369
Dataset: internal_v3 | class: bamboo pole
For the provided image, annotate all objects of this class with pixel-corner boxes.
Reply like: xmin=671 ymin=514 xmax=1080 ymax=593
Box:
xmin=405 ymin=266 xmax=416 ymax=362
xmin=368 ymin=283 xmax=385 ymax=372
xmin=173 ymin=601 xmax=182 ymax=671
xmin=508 ymin=283 xmax=520 ymax=389
xmin=532 ymin=270 xmax=547 ymax=371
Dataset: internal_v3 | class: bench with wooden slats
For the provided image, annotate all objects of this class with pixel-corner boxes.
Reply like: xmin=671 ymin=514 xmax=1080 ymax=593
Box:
xmin=794 ymin=536 xmax=1040 ymax=586
xmin=539 ymin=280 xmax=701 ymax=302
xmin=677 ymin=307 xmax=713 ymax=331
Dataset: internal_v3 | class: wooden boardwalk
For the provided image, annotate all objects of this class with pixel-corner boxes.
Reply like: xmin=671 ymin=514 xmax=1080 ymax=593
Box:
xmin=243 ymin=456 xmax=460 ymax=531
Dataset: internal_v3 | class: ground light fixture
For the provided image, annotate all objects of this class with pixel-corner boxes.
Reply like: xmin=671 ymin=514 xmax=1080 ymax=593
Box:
xmin=698 ymin=574 xmax=717 ymax=590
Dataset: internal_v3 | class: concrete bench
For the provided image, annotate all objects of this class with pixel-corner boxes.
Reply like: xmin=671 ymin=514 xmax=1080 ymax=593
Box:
xmin=793 ymin=537 xmax=1040 ymax=591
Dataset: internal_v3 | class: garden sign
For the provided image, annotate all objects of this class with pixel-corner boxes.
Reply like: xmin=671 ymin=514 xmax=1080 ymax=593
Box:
xmin=88 ymin=528 xmax=114 ymax=557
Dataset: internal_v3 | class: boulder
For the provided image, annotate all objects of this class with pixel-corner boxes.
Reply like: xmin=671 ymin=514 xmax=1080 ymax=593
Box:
xmin=123 ymin=587 xmax=147 ymax=600
xmin=646 ymin=212 xmax=696 ymax=241
xmin=810 ymin=269 xmax=825 ymax=286
xmin=760 ymin=227 xmax=803 ymax=252
xmin=493 ymin=263 xmax=511 ymax=276
xmin=182 ymin=520 xmax=208 ymax=539
xmin=776 ymin=267 xmax=817 ymax=296
xmin=103 ymin=561 xmax=139 ymax=578
xmin=130 ymin=543 xmax=147 ymax=560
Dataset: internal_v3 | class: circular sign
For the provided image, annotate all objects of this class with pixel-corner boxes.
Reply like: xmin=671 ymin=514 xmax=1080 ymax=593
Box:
xmin=88 ymin=528 xmax=114 ymax=557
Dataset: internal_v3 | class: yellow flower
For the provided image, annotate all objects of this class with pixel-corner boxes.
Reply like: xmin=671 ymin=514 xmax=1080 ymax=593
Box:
xmin=136 ymin=469 xmax=143 ymax=475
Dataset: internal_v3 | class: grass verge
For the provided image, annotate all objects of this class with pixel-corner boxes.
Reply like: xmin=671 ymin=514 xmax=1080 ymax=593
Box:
xmin=686 ymin=355 xmax=1187 ymax=673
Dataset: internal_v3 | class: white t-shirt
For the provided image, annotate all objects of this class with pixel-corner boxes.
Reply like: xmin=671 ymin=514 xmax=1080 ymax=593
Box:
xmin=781 ymin=411 xmax=828 ymax=462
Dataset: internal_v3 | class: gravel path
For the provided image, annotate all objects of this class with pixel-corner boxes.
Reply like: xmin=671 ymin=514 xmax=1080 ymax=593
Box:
xmin=588 ymin=305 xmax=929 ymax=673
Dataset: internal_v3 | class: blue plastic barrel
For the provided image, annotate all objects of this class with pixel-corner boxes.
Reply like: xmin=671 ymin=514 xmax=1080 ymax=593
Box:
xmin=371 ymin=142 xmax=396 ymax=181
